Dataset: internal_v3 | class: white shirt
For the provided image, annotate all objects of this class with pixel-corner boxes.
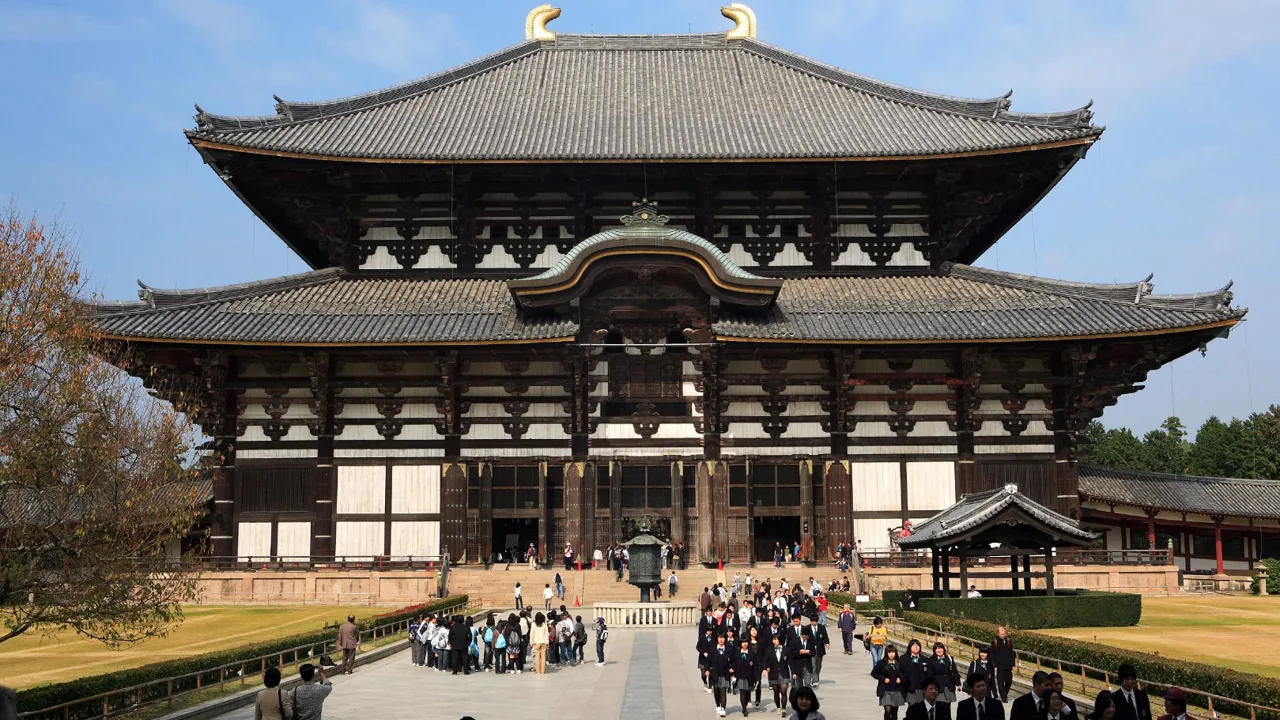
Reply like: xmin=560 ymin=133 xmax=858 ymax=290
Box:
xmin=544 ymin=587 xmax=553 ymax=600
xmin=967 ymin=589 xmax=983 ymax=598
xmin=514 ymin=585 xmax=522 ymax=597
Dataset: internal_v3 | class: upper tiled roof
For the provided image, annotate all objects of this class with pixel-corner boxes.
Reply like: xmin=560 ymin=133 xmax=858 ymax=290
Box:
xmin=89 ymin=269 xmax=576 ymax=345
xmin=897 ymin=484 xmax=1096 ymax=548
xmin=0 ymin=477 xmax=212 ymax=529
xmin=1079 ymin=465 xmax=1280 ymax=520
xmin=714 ymin=264 xmax=1243 ymax=342
xmin=188 ymin=33 xmax=1101 ymax=161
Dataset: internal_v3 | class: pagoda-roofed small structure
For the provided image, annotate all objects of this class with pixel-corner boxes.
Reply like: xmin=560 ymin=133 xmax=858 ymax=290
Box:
xmin=898 ymin=484 xmax=1095 ymax=596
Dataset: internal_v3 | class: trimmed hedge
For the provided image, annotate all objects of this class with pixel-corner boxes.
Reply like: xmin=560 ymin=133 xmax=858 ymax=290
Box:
xmin=916 ymin=592 xmax=1141 ymax=629
xmin=17 ymin=595 xmax=468 ymax=720
xmin=904 ymin=610 xmax=1280 ymax=716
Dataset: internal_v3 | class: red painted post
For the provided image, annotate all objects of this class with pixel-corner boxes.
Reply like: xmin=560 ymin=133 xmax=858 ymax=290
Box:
xmin=1146 ymin=513 xmax=1156 ymax=550
xmin=1214 ymin=523 xmax=1225 ymax=575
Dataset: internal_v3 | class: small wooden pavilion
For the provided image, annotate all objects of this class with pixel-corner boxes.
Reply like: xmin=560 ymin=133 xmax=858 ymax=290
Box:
xmin=897 ymin=484 xmax=1095 ymax=596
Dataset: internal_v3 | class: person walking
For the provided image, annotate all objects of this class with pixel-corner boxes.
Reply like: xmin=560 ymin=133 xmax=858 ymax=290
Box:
xmin=927 ymin=642 xmax=961 ymax=704
xmin=544 ymin=583 xmax=554 ymax=611
xmin=708 ymin=633 xmax=734 ymax=717
xmin=554 ymin=572 xmax=565 ymax=600
xmin=1010 ymin=672 xmax=1051 ymax=720
xmin=872 ymin=645 xmax=908 ymax=720
xmin=903 ymin=639 xmax=929 ymax=707
xmin=290 ymin=664 xmax=332 ymax=720
xmin=868 ymin=616 xmax=889 ymax=670
xmin=765 ymin=633 xmax=793 ymax=717
xmin=838 ymin=605 xmax=856 ymax=655
xmin=905 ymin=678 xmax=950 ymax=720
xmin=527 ymin=542 xmax=538 ymax=570
xmin=530 ymin=612 xmax=550 ymax=674
xmin=573 ymin=614 xmax=588 ymax=664
xmin=810 ymin=621 xmax=829 ymax=684
xmin=337 ymin=615 xmax=360 ymax=675
xmin=956 ymin=673 xmax=1005 ymax=720
xmin=789 ymin=626 xmax=816 ymax=689
xmin=592 ymin=615 xmax=609 ymax=665
xmin=514 ymin=582 xmax=523 ymax=611
xmin=966 ymin=648 xmax=995 ymax=693
xmin=254 ymin=667 xmax=293 ymax=720
xmin=988 ymin=626 xmax=1015 ymax=704
xmin=731 ymin=637 xmax=757 ymax=717
xmin=449 ymin=615 xmax=472 ymax=675
xmin=670 ymin=569 xmax=679 ymax=597
xmin=1089 ymin=692 xmax=1117 ymax=720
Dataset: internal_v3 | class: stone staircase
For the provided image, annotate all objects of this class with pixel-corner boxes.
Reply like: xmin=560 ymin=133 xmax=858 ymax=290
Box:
xmin=447 ymin=565 xmax=732 ymax=610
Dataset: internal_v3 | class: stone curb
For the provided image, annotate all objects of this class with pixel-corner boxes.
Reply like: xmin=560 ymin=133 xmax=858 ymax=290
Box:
xmin=153 ymin=640 xmax=409 ymax=720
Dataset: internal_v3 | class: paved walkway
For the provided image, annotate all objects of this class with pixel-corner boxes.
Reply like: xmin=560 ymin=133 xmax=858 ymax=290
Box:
xmin=210 ymin=627 xmax=900 ymax=720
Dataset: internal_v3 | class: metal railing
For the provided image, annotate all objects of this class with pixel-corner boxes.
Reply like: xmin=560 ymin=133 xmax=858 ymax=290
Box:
xmin=18 ymin=597 xmax=471 ymax=720
xmin=854 ymin=549 xmax=1173 ymax=568
xmin=191 ymin=555 xmax=444 ymax=571
xmin=852 ymin=609 xmax=1277 ymax=720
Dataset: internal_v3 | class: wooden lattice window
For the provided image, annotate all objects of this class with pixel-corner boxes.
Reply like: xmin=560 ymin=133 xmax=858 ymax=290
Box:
xmin=608 ymin=357 xmax=682 ymax=399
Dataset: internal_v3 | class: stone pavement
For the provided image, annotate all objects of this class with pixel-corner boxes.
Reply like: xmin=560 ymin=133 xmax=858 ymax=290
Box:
xmin=209 ymin=628 xmax=939 ymax=720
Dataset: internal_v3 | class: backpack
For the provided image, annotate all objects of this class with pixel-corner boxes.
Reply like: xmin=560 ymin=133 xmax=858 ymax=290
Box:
xmin=507 ymin=629 xmax=521 ymax=648
xmin=599 ymin=628 xmax=609 ymax=642
xmin=483 ymin=627 xmax=493 ymax=643
xmin=558 ymin=624 xmax=572 ymax=642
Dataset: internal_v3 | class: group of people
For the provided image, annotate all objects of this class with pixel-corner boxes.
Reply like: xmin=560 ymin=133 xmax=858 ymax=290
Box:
xmin=771 ymin=541 xmax=807 ymax=567
xmin=407 ymin=606 xmax=610 ymax=676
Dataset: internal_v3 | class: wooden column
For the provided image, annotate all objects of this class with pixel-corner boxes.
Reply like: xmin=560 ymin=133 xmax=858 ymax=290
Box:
xmin=309 ymin=352 xmax=335 ymax=560
xmin=953 ymin=350 xmax=979 ymax=496
xmin=211 ymin=359 xmax=237 ymax=559
xmin=958 ymin=545 xmax=969 ymax=596
xmin=1010 ymin=553 xmax=1019 ymax=593
xmin=538 ymin=462 xmax=549 ymax=564
xmin=1045 ymin=546 xmax=1056 ymax=596
xmin=479 ymin=462 xmax=494 ymax=563
xmin=1050 ymin=363 xmax=1079 ymax=518
xmin=695 ymin=460 xmax=729 ymax=563
xmin=800 ymin=460 xmax=815 ymax=561
xmin=1146 ymin=511 xmax=1157 ymax=550
xmin=1021 ymin=554 xmax=1032 ymax=594
xmin=670 ymin=462 xmax=684 ymax=558
xmin=823 ymin=461 xmax=852 ymax=557
xmin=441 ymin=462 xmax=467 ymax=562
xmin=609 ymin=462 xmax=622 ymax=545
xmin=564 ymin=461 xmax=591 ymax=560
xmin=931 ymin=550 xmax=941 ymax=597
xmin=1213 ymin=519 xmax=1225 ymax=575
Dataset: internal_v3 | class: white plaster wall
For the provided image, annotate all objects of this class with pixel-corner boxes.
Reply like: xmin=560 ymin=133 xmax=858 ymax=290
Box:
xmin=337 ymin=466 xmax=386 ymax=514
xmin=392 ymin=465 xmax=441 ymax=514
xmin=276 ymin=522 xmax=312 ymax=559
xmin=335 ymin=522 xmax=384 ymax=559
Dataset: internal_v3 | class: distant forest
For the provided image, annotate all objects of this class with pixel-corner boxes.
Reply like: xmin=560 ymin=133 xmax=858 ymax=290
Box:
xmin=1081 ymin=406 xmax=1280 ymax=480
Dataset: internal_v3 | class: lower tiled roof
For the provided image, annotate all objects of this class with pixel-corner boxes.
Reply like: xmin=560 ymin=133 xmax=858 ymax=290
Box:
xmin=1079 ymin=465 xmax=1280 ymax=520
xmin=897 ymin=484 xmax=1095 ymax=548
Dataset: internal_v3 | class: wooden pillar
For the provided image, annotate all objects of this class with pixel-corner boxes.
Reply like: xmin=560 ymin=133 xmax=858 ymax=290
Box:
xmin=958 ymin=545 xmax=969 ymax=596
xmin=1010 ymin=553 xmax=1019 ymax=593
xmin=696 ymin=460 xmax=729 ymax=563
xmin=800 ymin=460 xmax=814 ymax=561
xmin=1214 ymin=520 xmax=1225 ymax=576
xmin=954 ymin=351 xmax=979 ymax=497
xmin=537 ymin=462 xmax=549 ymax=564
xmin=309 ymin=352 xmax=335 ymax=560
xmin=441 ymin=462 xmax=468 ymax=562
xmin=1022 ymin=554 xmax=1032 ymax=594
xmin=211 ymin=362 xmax=238 ymax=559
xmin=479 ymin=462 xmax=494 ymax=563
xmin=1050 ymin=360 xmax=1079 ymax=518
xmin=609 ymin=462 xmax=622 ymax=545
xmin=563 ymin=461 xmax=592 ymax=560
xmin=670 ymin=462 xmax=684 ymax=556
xmin=1146 ymin=512 xmax=1157 ymax=551
xmin=823 ymin=460 xmax=852 ymax=557
xmin=1045 ymin=545 xmax=1056 ymax=596
xmin=931 ymin=550 xmax=941 ymax=597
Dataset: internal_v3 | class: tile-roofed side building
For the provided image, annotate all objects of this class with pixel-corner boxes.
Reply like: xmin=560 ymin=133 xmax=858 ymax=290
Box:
xmin=1078 ymin=465 xmax=1280 ymax=577
xmin=897 ymin=484 xmax=1095 ymax=549
xmin=188 ymin=34 xmax=1100 ymax=162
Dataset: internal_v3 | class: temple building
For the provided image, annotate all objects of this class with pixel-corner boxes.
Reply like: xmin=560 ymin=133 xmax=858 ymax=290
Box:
xmin=88 ymin=5 xmax=1245 ymax=567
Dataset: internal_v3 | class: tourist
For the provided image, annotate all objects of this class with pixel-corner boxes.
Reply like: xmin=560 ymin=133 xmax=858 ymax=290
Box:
xmin=1049 ymin=672 xmax=1078 ymax=715
xmin=793 ymin=541 xmax=802 ymax=564
xmin=564 ymin=542 xmax=574 ymax=570
xmin=701 ymin=587 xmax=715 ymax=610
xmin=527 ymin=542 xmax=538 ymax=569
xmin=815 ymin=592 xmax=829 ymax=628
xmin=408 ymin=615 xmax=425 ymax=667
xmin=514 ymin=582 xmax=523 ymax=610
xmin=530 ymin=612 xmax=550 ymax=674
xmin=1042 ymin=688 xmax=1070 ymax=720
xmin=966 ymin=648 xmax=994 ymax=690
xmin=956 ymin=674 xmax=1004 ymax=720
xmin=557 ymin=611 xmax=576 ymax=666
xmin=432 ymin=617 xmax=450 ymax=671
xmin=809 ymin=620 xmax=829 ymax=684
xmin=765 ymin=632 xmax=793 ymax=716
xmin=1009 ymin=672 xmax=1051 ymax=720
xmin=927 ymin=642 xmax=961 ymax=704
xmin=615 ymin=548 xmax=625 ymax=582
xmin=1088 ymin=691 xmax=1117 ymax=720
xmin=734 ymin=572 xmax=743 ymax=595
xmin=449 ymin=615 xmax=472 ymax=675
xmin=708 ymin=632 xmax=734 ymax=716
xmin=554 ymin=571 xmax=565 ymax=600
xmin=789 ymin=626 xmax=815 ymax=689
xmin=966 ymin=585 xmax=982 ymax=598
xmin=543 ymin=582 xmax=553 ymax=611
xmin=1114 ymin=664 xmax=1152 ymax=720
xmin=506 ymin=614 xmax=524 ymax=674
xmin=903 ymin=639 xmax=928 ymax=706
xmin=837 ymin=604 xmax=856 ymax=654
xmin=988 ymin=626 xmax=1015 ymax=703
xmin=788 ymin=686 xmax=825 ymax=720
xmin=573 ymin=614 xmax=588 ymax=663
xmin=592 ymin=615 xmax=609 ymax=665
xmin=774 ymin=543 xmax=783 ymax=568
xmin=699 ymin=625 xmax=719 ymax=691
xmin=493 ymin=619 xmax=508 ymax=674
xmin=905 ymin=678 xmax=950 ymax=720
xmin=337 ymin=615 xmax=360 ymax=675
xmin=868 ymin=616 xmax=889 ymax=669
xmin=290 ymin=664 xmax=332 ymax=720
xmin=254 ymin=666 xmax=293 ymax=720
xmin=872 ymin=644 xmax=907 ymax=720
xmin=733 ymin=637 xmax=758 ymax=717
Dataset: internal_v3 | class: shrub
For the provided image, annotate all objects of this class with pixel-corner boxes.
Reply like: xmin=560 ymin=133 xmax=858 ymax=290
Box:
xmin=1249 ymin=558 xmax=1280 ymax=594
xmin=904 ymin=610 xmax=1280 ymax=716
xmin=16 ymin=595 xmax=468 ymax=720
xmin=915 ymin=592 xmax=1141 ymax=629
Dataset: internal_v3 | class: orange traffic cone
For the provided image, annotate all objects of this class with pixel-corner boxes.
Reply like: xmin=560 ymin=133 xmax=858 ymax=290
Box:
xmin=574 ymin=595 xmax=581 ymax=607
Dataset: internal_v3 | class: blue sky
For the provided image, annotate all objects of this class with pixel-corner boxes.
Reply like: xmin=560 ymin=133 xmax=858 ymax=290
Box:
xmin=2 ymin=0 xmax=1278 ymax=434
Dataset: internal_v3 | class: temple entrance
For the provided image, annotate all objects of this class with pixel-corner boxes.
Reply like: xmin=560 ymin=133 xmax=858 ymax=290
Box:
xmin=753 ymin=516 xmax=801 ymax=563
xmin=492 ymin=518 xmax=538 ymax=563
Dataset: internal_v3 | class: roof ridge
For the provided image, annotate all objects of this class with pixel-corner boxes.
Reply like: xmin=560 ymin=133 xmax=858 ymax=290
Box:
xmin=1080 ymin=464 xmax=1280 ymax=487
xmin=740 ymin=39 xmax=1097 ymax=129
xmin=948 ymin=263 xmax=1238 ymax=313
xmin=192 ymin=40 xmax=541 ymax=134
xmin=129 ymin=268 xmax=343 ymax=312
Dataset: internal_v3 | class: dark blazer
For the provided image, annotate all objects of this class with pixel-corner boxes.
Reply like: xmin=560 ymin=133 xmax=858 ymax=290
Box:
xmin=764 ymin=644 xmax=794 ymax=684
xmin=782 ymin=624 xmax=805 ymax=650
xmin=1009 ymin=692 xmax=1042 ymax=720
xmin=697 ymin=633 xmax=718 ymax=667
xmin=732 ymin=650 xmax=757 ymax=680
xmin=927 ymin=654 xmax=961 ymax=692
xmin=956 ymin=696 xmax=1005 ymax=720
xmin=812 ymin=624 xmax=830 ymax=657
xmin=989 ymin=637 xmax=1016 ymax=670
xmin=906 ymin=701 xmax=953 ymax=720
xmin=1114 ymin=689 xmax=1153 ymax=720
xmin=1063 ymin=696 xmax=1079 ymax=717
xmin=788 ymin=637 xmax=815 ymax=675
xmin=708 ymin=646 xmax=734 ymax=682
xmin=447 ymin=622 xmax=471 ymax=650
xmin=872 ymin=658 xmax=908 ymax=697
xmin=699 ymin=615 xmax=717 ymax=635
xmin=904 ymin=653 xmax=930 ymax=691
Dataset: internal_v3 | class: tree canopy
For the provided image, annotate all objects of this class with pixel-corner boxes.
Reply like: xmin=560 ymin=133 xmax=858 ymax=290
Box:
xmin=1081 ymin=406 xmax=1280 ymax=479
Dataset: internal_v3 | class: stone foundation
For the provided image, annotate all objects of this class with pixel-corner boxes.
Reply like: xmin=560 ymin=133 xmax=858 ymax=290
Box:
xmin=593 ymin=602 xmax=700 ymax=626
xmin=865 ymin=564 xmax=1180 ymax=595
xmin=195 ymin=570 xmax=440 ymax=605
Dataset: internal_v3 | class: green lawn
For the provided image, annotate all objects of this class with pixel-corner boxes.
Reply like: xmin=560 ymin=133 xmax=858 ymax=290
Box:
xmin=1040 ymin=595 xmax=1280 ymax=677
xmin=0 ymin=605 xmax=376 ymax=690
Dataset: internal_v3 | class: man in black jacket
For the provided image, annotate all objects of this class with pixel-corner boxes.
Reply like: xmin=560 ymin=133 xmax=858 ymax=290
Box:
xmin=1113 ymin=664 xmax=1153 ymax=720
xmin=906 ymin=678 xmax=951 ymax=720
xmin=957 ymin=674 xmax=1005 ymax=720
xmin=810 ymin=622 xmax=830 ymax=684
xmin=1049 ymin=672 xmax=1078 ymax=716
xmin=1009 ymin=672 xmax=1050 ymax=720
xmin=448 ymin=616 xmax=472 ymax=675
xmin=988 ymin=626 xmax=1016 ymax=703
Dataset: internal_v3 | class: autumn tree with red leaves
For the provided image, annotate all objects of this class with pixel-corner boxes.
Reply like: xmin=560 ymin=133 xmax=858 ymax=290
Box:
xmin=0 ymin=202 xmax=203 ymax=646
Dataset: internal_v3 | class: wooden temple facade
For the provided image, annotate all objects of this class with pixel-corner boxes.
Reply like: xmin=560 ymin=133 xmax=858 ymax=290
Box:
xmin=87 ymin=6 xmax=1245 ymax=566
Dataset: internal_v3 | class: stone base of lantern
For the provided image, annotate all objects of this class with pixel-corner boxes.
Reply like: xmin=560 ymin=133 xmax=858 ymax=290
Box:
xmin=593 ymin=602 xmax=700 ymax=627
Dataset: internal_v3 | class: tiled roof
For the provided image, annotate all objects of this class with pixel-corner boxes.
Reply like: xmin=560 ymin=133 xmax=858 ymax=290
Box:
xmin=88 ymin=269 xmax=576 ymax=344
xmin=0 ymin=478 xmax=212 ymax=529
xmin=1079 ymin=465 xmax=1280 ymax=521
xmin=188 ymin=34 xmax=1101 ymax=161
xmin=523 ymin=224 xmax=766 ymax=283
xmin=897 ymin=484 xmax=1095 ymax=548
xmin=713 ymin=264 xmax=1243 ymax=342
xmin=86 ymin=264 xmax=1241 ymax=345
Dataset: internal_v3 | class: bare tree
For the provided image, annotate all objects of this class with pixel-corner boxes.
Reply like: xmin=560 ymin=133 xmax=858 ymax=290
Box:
xmin=0 ymin=203 xmax=203 ymax=646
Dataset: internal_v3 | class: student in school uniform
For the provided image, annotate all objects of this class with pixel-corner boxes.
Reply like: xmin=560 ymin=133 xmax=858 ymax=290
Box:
xmin=926 ymin=642 xmax=962 ymax=705
xmin=699 ymin=625 xmax=719 ymax=692
xmin=966 ymin=648 xmax=995 ymax=692
xmin=709 ymin=633 xmax=735 ymax=717
xmin=765 ymin=633 xmax=794 ymax=717
xmin=1042 ymin=689 xmax=1072 ymax=720
xmin=748 ymin=624 xmax=768 ymax=710
xmin=872 ymin=644 xmax=908 ymax=720
xmin=1009 ymin=672 xmax=1051 ymax=720
xmin=733 ymin=637 xmax=758 ymax=717
xmin=903 ymin=639 xmax=930 ymax=706
xmin=956 ymin=674 xmax=1005 ymax=720
xmin=789 ymin=626 xmax=817 ymax=689
xmin=1113 ymin=665 xmax=1153 ymax=720
xmin=906 ymin=678 xmax=952 ymax=720
xmin=810 ymin=621 xmax=830 ymax=685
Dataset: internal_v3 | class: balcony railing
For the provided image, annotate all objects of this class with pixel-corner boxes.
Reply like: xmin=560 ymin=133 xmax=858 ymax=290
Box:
xmin=854 ymin=548 xmax=1173 ymax=568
